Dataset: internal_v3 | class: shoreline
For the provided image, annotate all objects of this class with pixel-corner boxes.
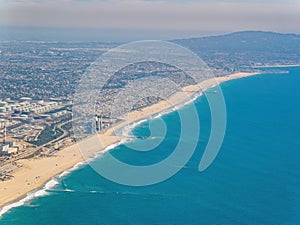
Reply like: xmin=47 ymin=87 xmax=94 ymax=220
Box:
xmin=0 ymin=72 xmax=260 ymax=215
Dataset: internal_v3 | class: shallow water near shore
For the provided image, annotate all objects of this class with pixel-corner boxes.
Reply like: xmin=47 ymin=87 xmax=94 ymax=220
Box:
xmin=1 ymin=67 xmax=300 ymax=224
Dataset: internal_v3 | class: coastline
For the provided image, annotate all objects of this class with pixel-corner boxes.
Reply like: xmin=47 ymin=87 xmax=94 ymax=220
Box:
xmin=0 ymin=72 xmax=259 ymax=214
xmin=253 ymin=64 xmax=300 ymax=68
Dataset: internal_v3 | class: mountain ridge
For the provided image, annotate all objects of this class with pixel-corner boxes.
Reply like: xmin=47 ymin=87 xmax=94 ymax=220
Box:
xmin=173 ymin=30 xmax=300 ymax=75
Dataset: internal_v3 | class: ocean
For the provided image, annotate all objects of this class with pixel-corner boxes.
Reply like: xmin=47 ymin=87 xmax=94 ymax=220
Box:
xmin=1 ymin=66 xmax=300 ymax=224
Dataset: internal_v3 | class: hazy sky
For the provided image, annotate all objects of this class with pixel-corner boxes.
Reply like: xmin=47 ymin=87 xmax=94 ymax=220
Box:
xmin=0 ymin=0 xmax=299 ymax=41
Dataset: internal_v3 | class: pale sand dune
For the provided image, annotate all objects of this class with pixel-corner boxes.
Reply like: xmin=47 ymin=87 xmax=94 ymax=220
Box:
xmin=0 ymin=72 xmax=259 ymax=209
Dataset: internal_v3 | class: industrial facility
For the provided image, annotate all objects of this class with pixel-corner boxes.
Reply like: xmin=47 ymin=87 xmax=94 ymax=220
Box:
xmin=0 ymin=97 xmax=71 ymax=140
xmin=0 ymin=126 xmax=23 ymax=155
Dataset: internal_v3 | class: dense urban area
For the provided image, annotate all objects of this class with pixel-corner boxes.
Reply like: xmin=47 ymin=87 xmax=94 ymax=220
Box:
xmin=1 ymin=31 xmax=300 ymax=180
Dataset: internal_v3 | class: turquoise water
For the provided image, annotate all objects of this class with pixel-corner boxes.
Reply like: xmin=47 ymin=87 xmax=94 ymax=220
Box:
xmin=1 ymin=67 xmax=300 ymax=224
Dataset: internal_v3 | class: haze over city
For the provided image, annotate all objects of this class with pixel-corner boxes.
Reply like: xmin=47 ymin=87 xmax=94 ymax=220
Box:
xmin=0 ymin=0 xmax=299 ymax=41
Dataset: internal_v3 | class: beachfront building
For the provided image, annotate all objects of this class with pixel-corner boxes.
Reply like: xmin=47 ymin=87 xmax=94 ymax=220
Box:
xmin=0 ymin=142 xmax=20 ymax=155
xmin=0 ymin=144 xmax=9 ymax=154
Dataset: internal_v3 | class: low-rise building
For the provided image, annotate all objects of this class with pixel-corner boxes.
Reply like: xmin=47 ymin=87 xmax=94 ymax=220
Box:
xmin=0 ymin=144 xmax=10 ymax=155
xmin=0 ymin=142 xmax=20 ymax=155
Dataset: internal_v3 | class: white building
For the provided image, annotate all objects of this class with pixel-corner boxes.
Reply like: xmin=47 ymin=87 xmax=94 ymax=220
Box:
xmin=0 ymin=144 xmax=9 ymax=155
xmin=0 ymin=143 xmax=19 ymax=155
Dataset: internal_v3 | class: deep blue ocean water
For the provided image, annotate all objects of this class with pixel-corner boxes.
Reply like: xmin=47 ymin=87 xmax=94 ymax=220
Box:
xmin=1 ymin=67 xmax=300 ymax=224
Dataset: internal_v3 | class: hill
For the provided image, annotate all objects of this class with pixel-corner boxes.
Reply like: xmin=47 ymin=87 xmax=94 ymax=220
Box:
xmin=174 ymin=31 xmax=300 ymax=75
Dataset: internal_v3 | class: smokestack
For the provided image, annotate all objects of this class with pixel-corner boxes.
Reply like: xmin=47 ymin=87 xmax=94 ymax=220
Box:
xmin=100 ymin=115 xmax=103 ymax=131
xmin=3 ymin=126 xmax=6 ymax=144
xmin=97 ymin=115 xmax=101 ymax=131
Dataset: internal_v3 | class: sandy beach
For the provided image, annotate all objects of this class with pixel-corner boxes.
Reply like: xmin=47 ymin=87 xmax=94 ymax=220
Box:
xmin=0 ymin=72 xmax=259 ymax=211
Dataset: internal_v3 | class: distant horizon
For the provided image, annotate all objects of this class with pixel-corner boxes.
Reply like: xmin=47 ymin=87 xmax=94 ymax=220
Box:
xmin=0 ymin=0 xmax=299 ymax=42
xmin=0 ymin=26 xmax=299 ymax=42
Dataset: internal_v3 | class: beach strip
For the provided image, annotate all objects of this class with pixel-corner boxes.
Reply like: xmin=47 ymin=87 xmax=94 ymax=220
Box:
xmin=0 ymin=72 xmax=259 ymax=211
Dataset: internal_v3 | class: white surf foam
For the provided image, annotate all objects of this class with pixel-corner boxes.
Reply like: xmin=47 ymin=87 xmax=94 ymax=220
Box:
xmin=0 ymin=179 xmax=59 ymax=218
xmin=0 ymin=89 xmax=207 ymax=218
